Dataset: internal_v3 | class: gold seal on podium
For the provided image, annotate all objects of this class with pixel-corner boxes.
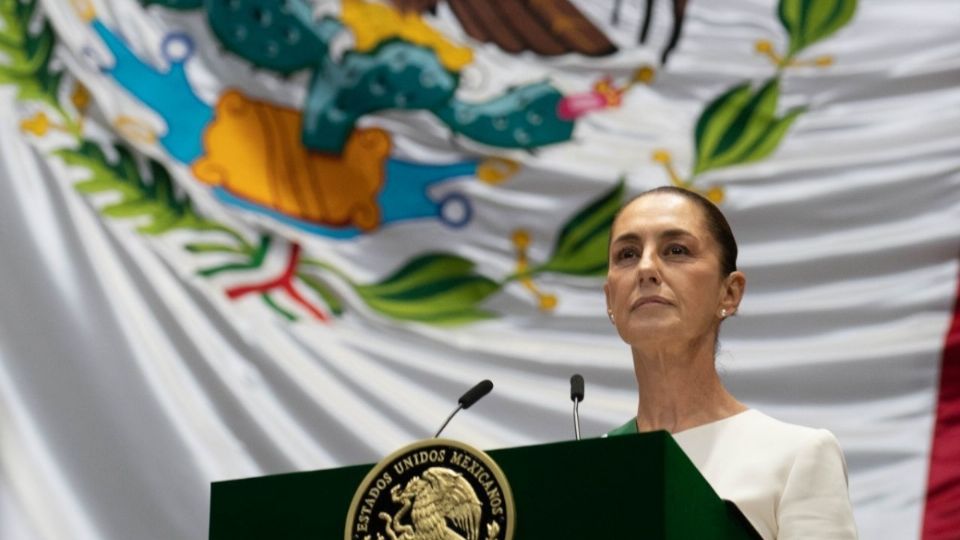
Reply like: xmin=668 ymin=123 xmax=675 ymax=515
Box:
xmin=345 ymin=438 xmax=515 ymax=540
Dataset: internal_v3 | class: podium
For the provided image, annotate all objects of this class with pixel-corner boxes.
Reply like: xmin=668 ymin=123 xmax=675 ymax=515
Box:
xmin=210 ymin=431 xmax=761 ymax=539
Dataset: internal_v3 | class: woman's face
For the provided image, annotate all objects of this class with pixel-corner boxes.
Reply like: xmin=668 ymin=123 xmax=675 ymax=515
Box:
xmin=604 ymin=193 xmax=744 ymax=349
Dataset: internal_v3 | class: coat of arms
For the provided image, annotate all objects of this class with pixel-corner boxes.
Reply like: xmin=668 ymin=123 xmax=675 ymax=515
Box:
xmin=345 ymin=440 xmax=513 ymax=540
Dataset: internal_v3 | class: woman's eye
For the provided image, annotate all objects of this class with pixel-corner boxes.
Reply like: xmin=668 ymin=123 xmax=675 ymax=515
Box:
xmin=616 ymin=247 xmax=638 ymax=261
xmin=666 ymin=244 xmax=689 ymax=256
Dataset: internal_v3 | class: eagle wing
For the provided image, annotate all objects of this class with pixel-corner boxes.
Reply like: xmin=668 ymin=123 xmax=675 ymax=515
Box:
xmin=422 ymin=468 xmax=483 ymax=540
xmin=393 ymin=0 xmax=617 ymax=57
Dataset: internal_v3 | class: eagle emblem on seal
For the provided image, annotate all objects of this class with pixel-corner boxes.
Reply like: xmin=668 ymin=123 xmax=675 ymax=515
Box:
xmin=379 ymin=467 xmax=485 ymax=540
xmin=345 ymin=439 xmax=513 ymax=540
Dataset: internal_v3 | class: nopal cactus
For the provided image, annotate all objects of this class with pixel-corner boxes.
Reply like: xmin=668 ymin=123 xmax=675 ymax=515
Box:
xmin=434 ymin=82 xmax=574 ymax=150
xmin=206 ymin=0 xmax=343 ymax=75
xmin=139 ymin=0 xmax=576 ymax=154
xmin=304 ymin=39 xmax=458 ymax=153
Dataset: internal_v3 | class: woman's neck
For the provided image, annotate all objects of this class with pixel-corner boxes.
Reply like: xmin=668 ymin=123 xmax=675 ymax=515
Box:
xmin=631 ymin=338 xmax=746 ymax=434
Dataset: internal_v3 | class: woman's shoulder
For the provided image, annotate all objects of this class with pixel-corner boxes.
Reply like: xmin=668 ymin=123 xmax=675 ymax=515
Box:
xmin=743 ymin=410 xmax=843 ymax=455
xmin=604 ymin=409 xmax=843 ymax=459
xmin=723 ymin=409 xmax=835 ymax=443
xmin=685 ymin=411 xmax=856 ymax=539
xmin=672 ymin=409 xmax=845 ymax=468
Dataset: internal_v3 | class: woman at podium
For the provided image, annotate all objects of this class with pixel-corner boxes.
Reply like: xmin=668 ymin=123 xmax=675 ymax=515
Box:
xmin=603 ymin=187 xmax=858 ymax=539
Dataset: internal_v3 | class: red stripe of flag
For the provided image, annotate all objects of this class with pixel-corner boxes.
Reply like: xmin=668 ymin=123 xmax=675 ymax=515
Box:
xmin=922 ymin=264 xmax=960 ymax=539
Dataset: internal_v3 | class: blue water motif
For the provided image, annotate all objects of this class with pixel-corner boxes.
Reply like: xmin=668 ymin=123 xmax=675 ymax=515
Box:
xmin=380 ymin=159 xmax=477 ymax=223
xmin=213 ymin=159 xmax=479 ymax=238
xmin=92 ymin=21 xmax=212 ymax=162
xmin=88 ymin=20 xmax=485 ymax=238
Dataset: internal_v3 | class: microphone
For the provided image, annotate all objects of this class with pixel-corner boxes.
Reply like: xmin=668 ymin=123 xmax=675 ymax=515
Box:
xmin=434 ymin=380 xmax=494 ymax=438
xmin=460 ymin=379 xmax=494 ymax=409
xmin=570 ymin=374 xmax=584 ymax=440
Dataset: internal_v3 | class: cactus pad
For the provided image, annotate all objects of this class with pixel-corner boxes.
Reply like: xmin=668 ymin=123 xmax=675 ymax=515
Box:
xmin=205 ymin=0 xmax=341 ymax=75
xmin=434 ymin=82 xmax=574 ymax=150
xmin=303 ymin=40 xmax=457 ymax=153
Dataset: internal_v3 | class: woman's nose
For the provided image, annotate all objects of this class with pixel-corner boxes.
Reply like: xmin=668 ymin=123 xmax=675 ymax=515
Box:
xmin=636 ymin=251 xmax=661 ymax=285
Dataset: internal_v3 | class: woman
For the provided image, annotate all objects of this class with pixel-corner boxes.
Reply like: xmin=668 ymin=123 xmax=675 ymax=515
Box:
xmin=604 ymin=186 xmax=857 ymax=539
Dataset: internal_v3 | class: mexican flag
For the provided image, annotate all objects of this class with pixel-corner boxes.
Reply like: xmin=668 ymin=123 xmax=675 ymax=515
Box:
xmin=1 ymin=1 xmax=957 ymax=538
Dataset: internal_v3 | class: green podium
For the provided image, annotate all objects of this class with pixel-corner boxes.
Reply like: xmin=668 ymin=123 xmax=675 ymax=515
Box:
xmin=210 ymin=432 xmax=760 ymax=539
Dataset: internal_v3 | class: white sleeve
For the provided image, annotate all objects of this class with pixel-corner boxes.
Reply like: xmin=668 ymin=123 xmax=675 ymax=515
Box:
xmin=777 ymin=429 xmax=858 ymax=540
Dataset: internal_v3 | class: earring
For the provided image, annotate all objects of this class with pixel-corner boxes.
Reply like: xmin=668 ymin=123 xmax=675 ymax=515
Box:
xmin=608 ymin=310 xmax=615 ymax=324
xmin=720 ymin=309 xmax=728 ymax=318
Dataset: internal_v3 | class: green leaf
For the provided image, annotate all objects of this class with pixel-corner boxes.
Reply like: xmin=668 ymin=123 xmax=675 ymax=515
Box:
xmin=358 ymin=273 xmax=497 ymax=304
xmin=708 ymin=79 xmax=780 ymax=169
xmin=1 ymin=23 xmax=53 ymax=77
xmin=197 ymin=235 xmax=271 ymax=276
xmin=56 ymin=142 xmax=139 ymax=188
xmin=55 ymin=145 xmax=144 ymax=200
xmin=739 ymin=107 xmax=805 ymax=164
xmin=0 ymin=3 xmax=70 ymax=120
xmin=138 ymin=209 xmax=189 ymax=235
xmin=0 ymin=0 xmax=31 ymax=48
xmin=184 ymin=243 xmax=247 ymax=254
xmin=0 ymin=28 xmax=23 ymax=48
xmin=5 ymin=77 xmax=57 ymax=111
xmin=0 ymin=15 xmax=22 ymax=46
xmin=539 ymin=181 xmax=624 ymax=276
xmin=298 ymin=274 xmax=344 ymax=316
xmin=55 ymin=142 xmax=226 ymax=237
xmin=361 ymin=295 xmax=497 ymax=325
xmin=357 ymin=254 xmax=476 ymax=297
xmin=0 ymin=70 xmax=19 ymax=84
xmin=540 ymin=230 xmax=610 ymax=276
xmin=23 ymin=24 xmax=54 ymax=69
xmin=693 ymin=78 xmax=803 ymax=175
xmin=261 ymin=293 xmax=298 ymax=321
xmin=74 ymin=178 xmax=120 ymax=194
xmin=54 ymin=143 xmax=103 ymax=166
xmin=102 ymin=199 xmax=162 ymax=217
xmin=147 ymin=160 xmax=186 ymax=212
xmin=354 ymin=255 xmax=501 ymax=323
xmin=693 ymin=83 xmax=753 ymax=175
xmin=110 ymin=146 xmax=142 ymax=183
xmin=779 ymin=0 xmax=857 ymax=58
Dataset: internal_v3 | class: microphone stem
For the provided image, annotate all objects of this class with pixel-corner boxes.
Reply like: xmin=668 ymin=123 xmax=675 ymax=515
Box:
xmin=434 ymin=404 xmax=463 ymax=438
xmin=573 ymin=399 xmax=582 ymax=441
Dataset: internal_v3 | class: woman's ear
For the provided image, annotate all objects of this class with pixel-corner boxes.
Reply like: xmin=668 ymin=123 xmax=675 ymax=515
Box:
xmin=720 ymin=271 xmax=746 ymax=316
